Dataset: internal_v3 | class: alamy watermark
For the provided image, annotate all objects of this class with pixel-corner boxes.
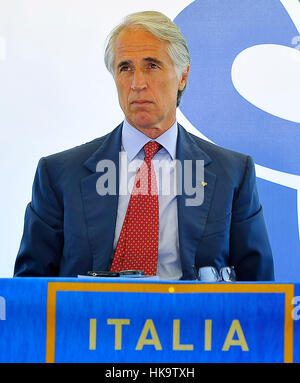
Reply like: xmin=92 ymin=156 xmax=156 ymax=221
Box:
xmin=95 ymin=152 xmax=205 ymax=207
xmin=0 ymin=296 xmax=6 ymax=321
xmin=291 ymin=35 xmax=300 ymax=51
xmin=292 ymin=296 xmax=300 ymax=320
xmin=290 ymin=35 xmax=300 ymax=61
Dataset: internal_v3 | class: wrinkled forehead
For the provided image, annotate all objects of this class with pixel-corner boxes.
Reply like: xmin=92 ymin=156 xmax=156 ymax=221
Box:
xmin=113 ymin=27 xmax=172 ymax=67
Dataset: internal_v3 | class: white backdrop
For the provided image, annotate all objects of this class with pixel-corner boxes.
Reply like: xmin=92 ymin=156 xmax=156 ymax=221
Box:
xmin=0 ymin=0 xmax=299 ymax=277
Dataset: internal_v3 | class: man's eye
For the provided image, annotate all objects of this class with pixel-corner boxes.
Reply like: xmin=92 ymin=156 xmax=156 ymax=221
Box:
xmin=120 ymin=66 xmax=131 ymax=72
xmin=149 ymin=63 xmax=158 ymax=69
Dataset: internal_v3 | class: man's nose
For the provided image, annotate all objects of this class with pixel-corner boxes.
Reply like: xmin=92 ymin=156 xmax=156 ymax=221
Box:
xmin=131 ymin=69 xmax=147 ymax=91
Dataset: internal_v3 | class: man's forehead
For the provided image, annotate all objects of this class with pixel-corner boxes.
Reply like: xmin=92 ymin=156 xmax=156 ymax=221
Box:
xmin=113 ymin=27 xmax=169 ymax=57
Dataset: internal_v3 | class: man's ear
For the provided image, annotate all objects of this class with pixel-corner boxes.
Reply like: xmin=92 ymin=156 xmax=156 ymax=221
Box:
xmin=178 ymin=65 xmax=190 ymax=91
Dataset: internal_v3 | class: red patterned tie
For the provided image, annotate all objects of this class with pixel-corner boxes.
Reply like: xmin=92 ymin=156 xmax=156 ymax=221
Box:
xmin=110 ymin=141 xmax=162 ymax=275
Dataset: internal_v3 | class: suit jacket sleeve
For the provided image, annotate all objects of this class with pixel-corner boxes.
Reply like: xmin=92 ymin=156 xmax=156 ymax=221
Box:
xmin=14 ymin=158 xmax=64 ymax=276
xmin=229 ymin=155 xmax=274 ymax=280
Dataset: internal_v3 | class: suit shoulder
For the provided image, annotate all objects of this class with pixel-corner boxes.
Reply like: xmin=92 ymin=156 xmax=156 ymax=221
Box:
xmin=185 ymin=130 xmax=254 ymax=187
xmin=34 ymin=127 xmax=119 ymax=189
xmin=43 ymin=133 xmax=110 ymax=165
xmin=189 ymin=131 xmax=250 ymax=165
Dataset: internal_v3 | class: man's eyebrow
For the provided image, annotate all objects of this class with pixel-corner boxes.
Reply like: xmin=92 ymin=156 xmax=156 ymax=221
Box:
xmin=116 ymin=57 xmax=163 ymax=70
xmin=117 ymin=60 xmax=132 ymax=69
xmin=144 ymin=57 xmax=163 ymax=65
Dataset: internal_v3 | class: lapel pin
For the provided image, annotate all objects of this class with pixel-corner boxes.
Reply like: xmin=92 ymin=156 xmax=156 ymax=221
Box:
xmin=202 ymin=181 xmax=208 ymax=187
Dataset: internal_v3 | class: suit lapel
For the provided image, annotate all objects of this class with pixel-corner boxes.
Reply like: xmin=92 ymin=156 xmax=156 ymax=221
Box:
xmin=80 ymin=122 xmax=216 ymax=277
xmin=176 ymin=124 xmax=216 ymax=279
xmin=81 ymin=124 xmax=122 ymax=271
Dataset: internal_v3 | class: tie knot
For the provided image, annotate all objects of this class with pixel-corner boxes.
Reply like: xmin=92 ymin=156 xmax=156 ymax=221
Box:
xmin=144 ymin=141 xmax=162 ymax=160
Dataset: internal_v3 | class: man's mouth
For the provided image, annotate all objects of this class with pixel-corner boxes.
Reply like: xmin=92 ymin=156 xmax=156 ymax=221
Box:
xmin=131 ymin=99 xmax=152 ymax=105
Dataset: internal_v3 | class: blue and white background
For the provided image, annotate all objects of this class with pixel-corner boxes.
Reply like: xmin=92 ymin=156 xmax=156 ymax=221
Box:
xmin=0 ymin=0 xmax=299 ymax=280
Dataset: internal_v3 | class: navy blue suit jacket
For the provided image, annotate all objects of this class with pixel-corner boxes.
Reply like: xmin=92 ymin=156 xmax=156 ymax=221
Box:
xmin=14 ymin=123 xmax=274 ymax=280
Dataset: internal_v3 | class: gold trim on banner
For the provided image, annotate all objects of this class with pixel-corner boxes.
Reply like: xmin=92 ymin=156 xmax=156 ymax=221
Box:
xmin=45 ymin=282 xmax=294 ymax=363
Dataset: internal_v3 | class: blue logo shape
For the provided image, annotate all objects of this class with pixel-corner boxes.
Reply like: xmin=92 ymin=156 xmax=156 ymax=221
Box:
xmin=175 ymin=0 xmax=300 ymax=175
xmin=175 ymin=0 xmax=300 ymax=280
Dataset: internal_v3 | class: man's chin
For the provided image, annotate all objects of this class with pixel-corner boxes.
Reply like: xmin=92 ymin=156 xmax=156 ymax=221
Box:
xmin=128 ymin=115 xmax=155 ymax=131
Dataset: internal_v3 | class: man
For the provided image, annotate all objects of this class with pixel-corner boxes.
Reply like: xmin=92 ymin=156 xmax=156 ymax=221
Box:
xmin=14 ymin=11 xmax=274 ymax=280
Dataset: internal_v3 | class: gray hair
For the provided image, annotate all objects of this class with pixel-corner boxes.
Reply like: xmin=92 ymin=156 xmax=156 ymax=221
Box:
xmin=104 ymin=11 xmax=190 ymax=106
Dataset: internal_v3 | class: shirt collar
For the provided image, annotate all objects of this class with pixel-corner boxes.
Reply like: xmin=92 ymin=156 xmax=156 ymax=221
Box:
xmin=122 ymin=118 xmax=178 ymax=161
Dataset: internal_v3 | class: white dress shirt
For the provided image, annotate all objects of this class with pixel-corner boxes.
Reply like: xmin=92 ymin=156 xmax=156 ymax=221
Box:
xmin=113 ymin=119 xmax=182 ymax=280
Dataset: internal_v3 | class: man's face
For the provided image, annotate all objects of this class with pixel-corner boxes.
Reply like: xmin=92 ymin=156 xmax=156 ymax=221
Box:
xmin=113 ymin=27 xmax=189 ymax=138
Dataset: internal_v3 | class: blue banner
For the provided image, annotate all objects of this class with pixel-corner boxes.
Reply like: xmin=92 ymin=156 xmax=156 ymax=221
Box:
xmin=0 ymin=278 xmax=299 ymax=363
